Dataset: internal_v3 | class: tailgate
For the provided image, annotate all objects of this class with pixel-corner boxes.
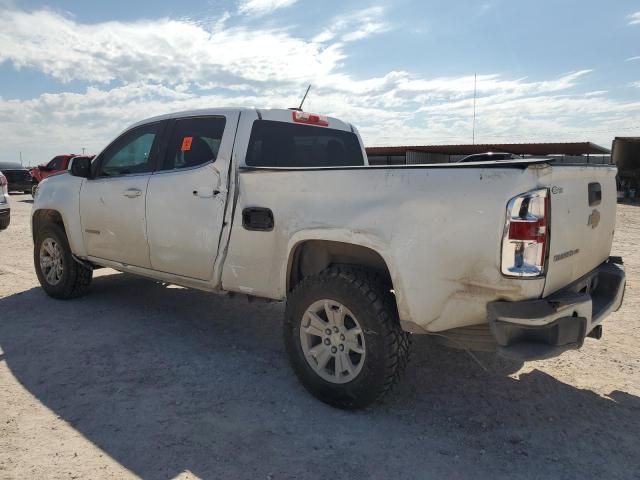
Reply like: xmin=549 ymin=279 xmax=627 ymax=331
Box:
xmin=543 ymin=165 xmax=617 ymax=296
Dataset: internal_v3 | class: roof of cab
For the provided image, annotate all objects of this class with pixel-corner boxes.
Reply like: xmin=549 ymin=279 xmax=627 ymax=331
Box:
xmin=127 ymin=107 xmax=255 ymax=130
xmin=126 ymin=108 xmax=353 ymax=133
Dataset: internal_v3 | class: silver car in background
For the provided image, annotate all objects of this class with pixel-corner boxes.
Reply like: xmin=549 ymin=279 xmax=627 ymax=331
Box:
xmin=0 ymin=171 xmax=10 ymax=230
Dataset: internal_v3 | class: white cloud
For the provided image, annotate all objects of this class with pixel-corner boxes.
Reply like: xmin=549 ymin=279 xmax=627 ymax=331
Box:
xmin=0 ymin=9 xmax=343 ymax=85
xmin=478 ymin=3 xmax=494 ymax=15
xmin=238 ymin=0 xmax=298 ymax=15
xmin=627 ymin=56 xmax=640 ymax=62
xmin=313 ymin=6 xmax=389 ymax=43
xmin=0 ymin=8 xmax=638 ymax=164
xmin=628 ymin=11 xmax=640 ymax=25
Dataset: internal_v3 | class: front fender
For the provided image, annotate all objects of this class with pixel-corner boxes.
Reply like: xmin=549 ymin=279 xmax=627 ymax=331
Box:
xmin=32 ymin=174 xmax=86 ymax=256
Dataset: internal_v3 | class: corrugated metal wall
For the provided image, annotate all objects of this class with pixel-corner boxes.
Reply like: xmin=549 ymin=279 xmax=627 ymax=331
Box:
xmin=406 ymin=151 xmax=452 ymax=164
xmin=368 ymin=153 xmax=611 ymax=165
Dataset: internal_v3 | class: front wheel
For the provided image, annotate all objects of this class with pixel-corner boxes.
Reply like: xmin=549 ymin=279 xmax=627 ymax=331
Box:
xmin=284 ymin=267 xmax=410 ymax=409
xmin=34 ymin=223 xmax=93 ymax=299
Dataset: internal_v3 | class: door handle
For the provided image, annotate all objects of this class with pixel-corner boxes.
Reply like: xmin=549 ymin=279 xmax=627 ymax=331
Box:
xmin=123 ymin=188 xmax=142 ymax=198
xmin=193 ymin=189 xmax=222 ymax=198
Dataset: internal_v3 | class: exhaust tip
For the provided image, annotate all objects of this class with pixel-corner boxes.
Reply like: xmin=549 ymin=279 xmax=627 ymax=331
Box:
xmin=587 ymin=325 xmax=603 ymax=340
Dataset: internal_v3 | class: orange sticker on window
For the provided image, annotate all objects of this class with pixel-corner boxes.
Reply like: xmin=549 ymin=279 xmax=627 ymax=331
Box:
xmin=181 ymin=136 xmax=193 ymax=152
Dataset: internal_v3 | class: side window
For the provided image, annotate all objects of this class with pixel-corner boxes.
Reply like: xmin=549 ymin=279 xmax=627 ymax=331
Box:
xmin=98 ymin=123 xmax=160 ymax=177
xmin=245 ymin=120 xmax=364 ymax=167
xmin=47 ymin=156 xmax=64 ymax=170
xmin=161 ymin=117 xmax=226 ymax=171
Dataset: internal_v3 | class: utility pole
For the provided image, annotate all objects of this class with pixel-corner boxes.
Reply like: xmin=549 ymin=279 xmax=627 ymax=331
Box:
xmin=82 ymin=147 xmax=86 ymax=155
xmin=19 ymin=151 xmax=23 ymax=166
xmin=472 ymin=74 xmax=477 ymax=145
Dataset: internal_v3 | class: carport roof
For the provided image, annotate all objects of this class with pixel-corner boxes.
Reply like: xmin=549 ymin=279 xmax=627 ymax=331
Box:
xmin=366 ymin=142 xmax=610 ymax=156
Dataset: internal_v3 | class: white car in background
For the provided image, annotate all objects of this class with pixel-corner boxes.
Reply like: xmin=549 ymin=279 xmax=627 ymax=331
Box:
xmin=0 ymin=171 xmax=10 ymax=230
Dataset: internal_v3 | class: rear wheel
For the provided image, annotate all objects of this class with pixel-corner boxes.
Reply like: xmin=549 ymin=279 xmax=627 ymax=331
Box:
xmin=284 ymin=266 xmax=410 ymax=409
xmin=34 ymin=223 xmax=92 ymax=299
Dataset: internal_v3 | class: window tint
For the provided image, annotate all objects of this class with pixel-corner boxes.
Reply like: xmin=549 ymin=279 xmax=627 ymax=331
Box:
xmin=47 ymin=157 xmax=65 ymax=170
xmin=245 ymin=120 xmax=364 ymax=167
xmin=98 ymin=123 xmax=160 ymax=177
xmin=161 ymin=117 xmax=226 ymax=171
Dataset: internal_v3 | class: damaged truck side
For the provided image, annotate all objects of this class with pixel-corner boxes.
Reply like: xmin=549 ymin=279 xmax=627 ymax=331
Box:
xmin=32 ymin=108 xmax=626 ymax=409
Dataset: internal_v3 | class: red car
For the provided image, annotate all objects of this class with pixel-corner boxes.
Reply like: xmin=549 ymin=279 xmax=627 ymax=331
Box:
xmin=30 ymin=155 xmax=78 ymax=184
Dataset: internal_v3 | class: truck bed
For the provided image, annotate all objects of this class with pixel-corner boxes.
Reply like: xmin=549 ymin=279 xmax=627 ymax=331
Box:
xmin=224 ymin=160 xmax=617 ymax=333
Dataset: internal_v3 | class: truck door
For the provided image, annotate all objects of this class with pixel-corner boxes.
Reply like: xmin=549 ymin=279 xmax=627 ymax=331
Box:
xmin=80 ymin=121 xmax=165 ymax=268
xmin=145 ymin=113 xmax=238 ymax=281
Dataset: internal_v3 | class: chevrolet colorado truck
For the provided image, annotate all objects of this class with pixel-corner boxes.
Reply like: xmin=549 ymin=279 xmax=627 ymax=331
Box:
xmin=31 ymin=108 xmax=626 ymax=409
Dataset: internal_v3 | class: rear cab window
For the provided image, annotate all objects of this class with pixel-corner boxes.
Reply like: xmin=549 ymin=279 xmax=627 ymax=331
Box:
xmin=245 ymin=120 xmax=364 ymax=167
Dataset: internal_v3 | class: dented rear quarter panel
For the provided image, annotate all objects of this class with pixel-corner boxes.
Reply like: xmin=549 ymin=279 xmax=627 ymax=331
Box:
xmin=221 ymin=164 xmax=549 ymax=332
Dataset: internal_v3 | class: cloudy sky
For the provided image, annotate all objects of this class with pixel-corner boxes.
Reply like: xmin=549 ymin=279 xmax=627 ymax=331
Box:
xmin=0 ymin=0 xmax=639 ymax=165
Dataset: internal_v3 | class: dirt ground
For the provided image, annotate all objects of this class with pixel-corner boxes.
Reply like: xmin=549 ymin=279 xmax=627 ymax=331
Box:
xmin=0 ymin=194 xmax=638 ymax=480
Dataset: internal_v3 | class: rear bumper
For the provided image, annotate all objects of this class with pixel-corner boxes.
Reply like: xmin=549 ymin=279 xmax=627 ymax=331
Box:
xmin=487 ymin=257 xmax=626 ymax=361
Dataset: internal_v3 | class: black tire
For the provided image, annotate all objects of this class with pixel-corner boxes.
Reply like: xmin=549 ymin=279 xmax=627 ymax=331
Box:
xmin=0 ymin=216 xmax=9 ymax=230
xmin=34 ymin=222 xmax=93 ymax=299
xmin=284 ymin=266 xmax=411 ymax=409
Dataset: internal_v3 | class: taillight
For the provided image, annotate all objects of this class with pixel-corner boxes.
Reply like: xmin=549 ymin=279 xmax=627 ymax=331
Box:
xmin=292 ymin=111 xmax=329 ymax=127
xmin=501 ymin=188 xmax=550 ymax=277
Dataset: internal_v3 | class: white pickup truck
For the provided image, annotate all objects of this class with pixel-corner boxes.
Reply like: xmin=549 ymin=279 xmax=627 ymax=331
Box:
xmin=32 ymin=108 xmax=626 ymax=409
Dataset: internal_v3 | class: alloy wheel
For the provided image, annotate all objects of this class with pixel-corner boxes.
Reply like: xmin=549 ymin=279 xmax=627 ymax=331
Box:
xmin=299 ymin=299 xmax=366 ymax=384
xmin=39 ymin=237 xmax=64 ymax=286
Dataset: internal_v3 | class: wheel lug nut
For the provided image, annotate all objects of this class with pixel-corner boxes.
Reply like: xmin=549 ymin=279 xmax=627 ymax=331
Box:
xmin=340 ymin=334 xmax=345 ymax=341
xmin=333 ymin=327 xmax=339 ymax=333
xmin=325 ymin=329 xmax=332 ymax=335
xmin=324 ymin=338 xmax=330 ymax=345
xmin=339 ymin=344 xmax=344 ymax=351
xmin=331 ymin=346 xmax=337 ymax=354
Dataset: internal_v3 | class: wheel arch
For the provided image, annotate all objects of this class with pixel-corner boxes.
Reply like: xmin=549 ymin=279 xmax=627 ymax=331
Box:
xmin=32 ymin=209 xmax=67 ymax=241
xmin=283 ymin=231 xmax=412 ymax=323
xmin=31 ymin=208 xmax=86 ymax=257
xmin=286 ymin=239 xmax=390 ymax=288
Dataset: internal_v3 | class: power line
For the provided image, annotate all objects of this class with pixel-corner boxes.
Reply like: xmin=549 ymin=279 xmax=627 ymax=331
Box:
xmin=472 ymin=74 xmax=477 ymax=145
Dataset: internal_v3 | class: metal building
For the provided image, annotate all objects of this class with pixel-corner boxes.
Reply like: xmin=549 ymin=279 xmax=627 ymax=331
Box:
xmin=612 ymin=137 xmax=640 ymax=200
xmin=366 ymin=142 xmax=611 ymax=165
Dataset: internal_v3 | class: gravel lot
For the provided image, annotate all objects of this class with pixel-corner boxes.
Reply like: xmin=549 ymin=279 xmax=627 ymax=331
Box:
xmin=1 ymin=194 xmax=639 ymax=480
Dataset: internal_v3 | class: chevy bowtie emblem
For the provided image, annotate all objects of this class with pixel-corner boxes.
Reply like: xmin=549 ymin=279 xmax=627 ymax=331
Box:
xmin=588 ymin=209 xmax=601 ymax=229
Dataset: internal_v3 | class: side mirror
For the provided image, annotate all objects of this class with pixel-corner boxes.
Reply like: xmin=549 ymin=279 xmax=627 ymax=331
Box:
xmin=71 ymin=157 xmax=91 ymax=178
